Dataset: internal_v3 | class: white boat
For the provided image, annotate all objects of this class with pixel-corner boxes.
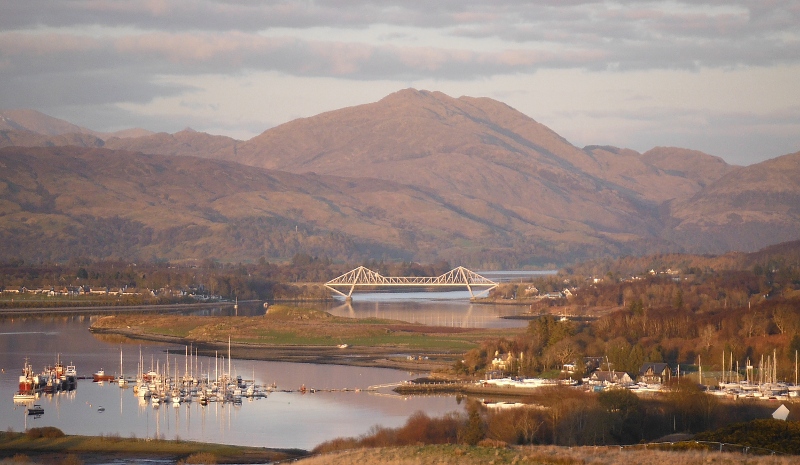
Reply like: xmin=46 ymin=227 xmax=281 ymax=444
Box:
xmin=13 ymin=393 xmax=36 ymax=403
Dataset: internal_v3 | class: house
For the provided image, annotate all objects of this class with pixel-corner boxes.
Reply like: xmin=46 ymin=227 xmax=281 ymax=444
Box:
xmin=524 ymin=286 xmax=539 ymax=296
xmin=588 ymin=370 xmax=633 ymax=386
xmin=638 ymin=362 xmax=671 ymax=384
xmin=491 ymin=351 xmax=519 ymax=373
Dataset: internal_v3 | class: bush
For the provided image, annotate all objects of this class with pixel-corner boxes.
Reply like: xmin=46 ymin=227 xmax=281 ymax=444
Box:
xmin=25 ymin=426 xmax=65 ymax=439
xmin=178 ymin=452 xmax=217 ymax=464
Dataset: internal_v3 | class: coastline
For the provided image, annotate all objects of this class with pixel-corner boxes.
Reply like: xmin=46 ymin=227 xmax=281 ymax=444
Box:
xmin=0 ymin=430 xmax=306 ymax=464
xmin=89 ymin=325 xmax=457 ymax=372
xmin=0 ymin=301 xmax=238 ymax=316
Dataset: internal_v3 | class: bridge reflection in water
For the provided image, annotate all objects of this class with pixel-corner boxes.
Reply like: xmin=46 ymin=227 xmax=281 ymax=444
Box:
xmin=325 ymin=266 xmax=498 ymax=300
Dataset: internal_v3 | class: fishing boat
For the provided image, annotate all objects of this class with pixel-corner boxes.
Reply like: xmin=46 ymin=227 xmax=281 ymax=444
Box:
xmin=19 ymin=358 xmax=36 ymax=393
xmin=64 ymin=364 xmax=77 ymax=388
xmin=27 ymin=404 xmax=44 ymax=416
xmin=93 ymin=369 xmax=115 ymax=382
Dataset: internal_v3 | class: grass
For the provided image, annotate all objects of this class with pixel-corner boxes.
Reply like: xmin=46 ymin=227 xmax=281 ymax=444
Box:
xmin=89 ymin=305 xmax=521 ymax=352
xmin=292 ymin=444 xmax=798 ymax=465
xmin=0 ymin=430 xmax=304 ymax=463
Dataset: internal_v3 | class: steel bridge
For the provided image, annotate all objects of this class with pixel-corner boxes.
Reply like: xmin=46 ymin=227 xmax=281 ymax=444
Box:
xmin=324 ymin=266 xmax=498 ymax=300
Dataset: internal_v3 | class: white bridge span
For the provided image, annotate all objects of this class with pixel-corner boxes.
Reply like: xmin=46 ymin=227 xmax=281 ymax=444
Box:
xmin=324 ymin=266 xmax=498 ymax=300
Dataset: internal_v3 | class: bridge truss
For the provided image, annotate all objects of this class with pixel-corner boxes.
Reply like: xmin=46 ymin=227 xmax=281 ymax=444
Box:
xmin=325 ymin=266 xmax=498 ymax=299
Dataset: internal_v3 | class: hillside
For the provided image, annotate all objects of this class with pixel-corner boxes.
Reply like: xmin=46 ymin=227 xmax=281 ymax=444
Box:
xmin=0 ymin=109 xmax=151 ymax=139
xmin=1 ymin=90 xmax=798 ymax=265
xmin=666 ymin=151 xmax=800 ymax=253
xmin=102 ymin=128 xmax=239 ymax=159
xmin=0 ymin=145 xmax=563 ymax=264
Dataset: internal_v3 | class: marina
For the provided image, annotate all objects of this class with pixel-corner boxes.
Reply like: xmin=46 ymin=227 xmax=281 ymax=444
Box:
xmin=1 ymin=294 xmax=527 ymax=449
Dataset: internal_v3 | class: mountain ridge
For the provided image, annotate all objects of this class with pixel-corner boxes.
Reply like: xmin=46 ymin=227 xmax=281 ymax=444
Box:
xmin=1 ymin=89 xmax=797 ymax=265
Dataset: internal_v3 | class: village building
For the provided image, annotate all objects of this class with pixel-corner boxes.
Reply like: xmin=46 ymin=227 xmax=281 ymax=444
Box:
xmin=587 ymin=370 xmax=634 ymax=387
xmin=638 ymin=362 xmax=671 ymax=384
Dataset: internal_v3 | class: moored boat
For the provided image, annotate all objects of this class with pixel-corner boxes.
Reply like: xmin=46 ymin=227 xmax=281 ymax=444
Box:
xmin=27 ymin=404 xmax=45 ymax=415
xmin=19 ymin=358 xmax=36 ymax=393
xmin=13 ymin=392 xmax=36 ymax=403
xmin=93 ymin=369 xmax=115 ymax=382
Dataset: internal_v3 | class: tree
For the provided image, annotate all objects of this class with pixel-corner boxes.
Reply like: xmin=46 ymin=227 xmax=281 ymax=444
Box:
xmin=789 ymin=334 xmax=800 ymax=362
xmin=700 ymin=324 xmax=716 ymax=352
xmin=460 ymin=401 xmax=485 ymax=445
xmin=598 ymin=388 xmax=643 ymax=443
xmin=773 ymin=305 xmax=799 ymax=336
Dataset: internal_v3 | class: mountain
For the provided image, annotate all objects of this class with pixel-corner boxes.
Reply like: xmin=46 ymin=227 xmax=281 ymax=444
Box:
xmin=0 ymin=130 xmax=106 ymax=149
xmin=103 ymin=129 xmax=239 ymax=159
xmin=0 ymin=145 xmax=558 ymax=264
xmin=1 ymin=90 xmax=797 ymax=265
xmin=0 ymin=109 xmax=152 ymax=140
xmin=228 ymin=89 xmax=744 ymax=259
xmin=666 ymin=151 xmax=800 ymax=253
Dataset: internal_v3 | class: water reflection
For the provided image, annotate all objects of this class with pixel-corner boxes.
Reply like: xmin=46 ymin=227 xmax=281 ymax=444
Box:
xmin=322 ymin=291 xmax=529 ymax=329
xmin=0 ymin=287 xmax=544 ymax=449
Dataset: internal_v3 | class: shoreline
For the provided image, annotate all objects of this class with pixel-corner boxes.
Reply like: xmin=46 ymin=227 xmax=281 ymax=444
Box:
xmin=0 ymin=430 xmax=307 ymax=464
xmin=89 ymin=326 xmax=456 ymax=372
xmin=0 ymin=301 xmax=238 ymax=316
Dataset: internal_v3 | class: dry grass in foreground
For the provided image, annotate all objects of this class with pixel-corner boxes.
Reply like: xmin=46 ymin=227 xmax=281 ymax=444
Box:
xmin=294 ymin=444 xmax=796 ymax=465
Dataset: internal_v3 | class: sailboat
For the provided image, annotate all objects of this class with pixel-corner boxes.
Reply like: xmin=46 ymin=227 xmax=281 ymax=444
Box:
xmin=117 ymin=347 xmax=128 ymax=387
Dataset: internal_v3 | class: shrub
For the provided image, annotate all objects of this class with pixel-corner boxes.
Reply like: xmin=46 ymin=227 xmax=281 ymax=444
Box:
xmin=178 ymin=452 xmax=217 ymax=464
xmin=25 ymin=426 xmax=65 ymax=439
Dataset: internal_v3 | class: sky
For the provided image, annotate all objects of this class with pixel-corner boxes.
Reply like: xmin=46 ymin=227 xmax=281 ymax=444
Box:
xmin=1 ymin=1 xmax=799 ymax=166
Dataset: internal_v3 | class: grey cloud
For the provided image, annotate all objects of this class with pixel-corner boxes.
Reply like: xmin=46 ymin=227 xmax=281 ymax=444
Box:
xmin=2 ymin=1 xmax=797 ymax=74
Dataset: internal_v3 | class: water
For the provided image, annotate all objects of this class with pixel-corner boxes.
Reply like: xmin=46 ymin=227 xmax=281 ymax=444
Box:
xmin=0 ymin=283 xmax=545 ymax=450
xmin=322 ymin=291 xmax=531 ymax=329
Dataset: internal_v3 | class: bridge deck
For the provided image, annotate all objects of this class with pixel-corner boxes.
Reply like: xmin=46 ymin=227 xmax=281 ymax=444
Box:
xmin=324 ymin=266 xmax=498 ymax=299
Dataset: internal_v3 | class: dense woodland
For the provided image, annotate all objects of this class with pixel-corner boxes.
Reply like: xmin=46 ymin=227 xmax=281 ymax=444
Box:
xmin=469 ymin=243 xmax=800 ymax=380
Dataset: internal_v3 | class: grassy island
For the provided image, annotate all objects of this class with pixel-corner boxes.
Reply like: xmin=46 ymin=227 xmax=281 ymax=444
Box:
xmin=89 ymin=305 xmax=523 ymax=370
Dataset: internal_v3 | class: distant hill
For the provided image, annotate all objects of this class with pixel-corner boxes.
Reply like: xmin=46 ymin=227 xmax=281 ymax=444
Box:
xmin=666 ymin=151 xmax=800 ymax=253
xmin=0 ymin=130 xmax=106 ymax=149
xmin=103 ymin=128 xmax=239 ymax=159
xmin=0 ymin=109 xmax=152 ymax=140
xmin=1 ymin=90 xmax=798 ymax=266
xmin=0 ymin=145 xmax=561 ymax=264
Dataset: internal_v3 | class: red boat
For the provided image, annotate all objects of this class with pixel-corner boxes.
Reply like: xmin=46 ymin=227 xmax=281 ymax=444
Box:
xmin=19 ymin=359 xmax=36 ymax=393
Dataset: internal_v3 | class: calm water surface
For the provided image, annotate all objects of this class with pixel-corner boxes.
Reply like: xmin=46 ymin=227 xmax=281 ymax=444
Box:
xmin=0 ymin=285 xmax=543 ymax=450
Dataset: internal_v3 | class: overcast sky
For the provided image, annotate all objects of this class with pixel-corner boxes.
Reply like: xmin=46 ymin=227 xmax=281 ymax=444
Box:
xmin=1 ymin=1 xmax=798 ymax=166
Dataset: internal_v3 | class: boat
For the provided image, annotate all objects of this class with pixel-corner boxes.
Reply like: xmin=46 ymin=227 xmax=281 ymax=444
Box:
xmin=13 ymin=393 xmax=36 ymax=403
xmin=97 ymin=406 xmax=105 ymax=412
xmin=19 ymin=358 xmax=36 ymax=393
xmin=93 ymin=369 xmax=115 ymax=382
xmin=27 ymin=404 xmax=45 ymax=416
xmin=63 ymin=364 xmax=77 ymax=389
xmin=117 ymin=348 xmax=128 ymax=387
